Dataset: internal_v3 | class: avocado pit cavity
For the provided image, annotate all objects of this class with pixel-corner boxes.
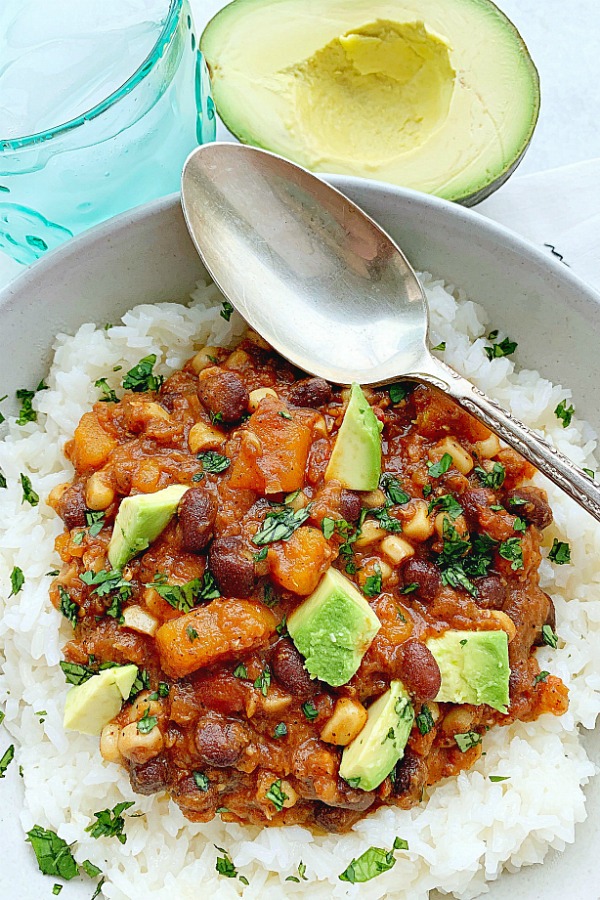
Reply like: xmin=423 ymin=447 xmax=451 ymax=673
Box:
xmin=286 ymin=20 xmax=455 ymax=168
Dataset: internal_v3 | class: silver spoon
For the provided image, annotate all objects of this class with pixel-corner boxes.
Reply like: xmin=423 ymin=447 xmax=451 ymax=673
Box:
xmin=181 ymin=142 xmax=600 ymax=523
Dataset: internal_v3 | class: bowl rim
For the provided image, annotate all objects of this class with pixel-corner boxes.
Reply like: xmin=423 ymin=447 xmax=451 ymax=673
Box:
xmin=1 ymin=177 xmax=599 ymax=314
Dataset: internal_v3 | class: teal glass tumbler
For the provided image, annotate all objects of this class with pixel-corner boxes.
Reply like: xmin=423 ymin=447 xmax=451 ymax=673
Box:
xmin=0 ymin=0 xmax=216 ymax=265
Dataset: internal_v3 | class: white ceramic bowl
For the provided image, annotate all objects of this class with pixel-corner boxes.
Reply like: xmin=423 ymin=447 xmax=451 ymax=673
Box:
xmin=2 ymin=181 xmax=600 ymax=900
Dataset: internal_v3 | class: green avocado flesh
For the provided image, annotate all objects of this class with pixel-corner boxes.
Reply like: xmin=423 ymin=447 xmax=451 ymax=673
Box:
xmin=426 ymin=629 xmax=510 ymax=714
xmin=63 ymin=664 xmax=138 ymax=736
xmin=201 ymin=0 xmax=540 ymax=204
xmin=340 ymin=679 xmax=414 ymax=791
xmin=325 ymin=383 xmax=382 ymax=491
xmin=108 ymin=484 xmax=188 ymax=569
xmin=287 ymin=567 xmax=380 ymax=687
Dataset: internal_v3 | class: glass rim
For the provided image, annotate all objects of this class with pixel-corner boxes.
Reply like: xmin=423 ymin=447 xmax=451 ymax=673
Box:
xmin=1 ymin=0 xmax=184 ymax=151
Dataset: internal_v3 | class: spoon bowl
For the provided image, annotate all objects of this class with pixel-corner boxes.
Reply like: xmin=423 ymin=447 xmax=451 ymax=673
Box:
xmin=181 ymin=142 xmax=600 ymax=523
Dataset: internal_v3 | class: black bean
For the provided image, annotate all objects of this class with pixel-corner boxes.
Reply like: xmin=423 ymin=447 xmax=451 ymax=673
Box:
xmin=179 ymin=488 xmax=217 ymax=553
xmin=534 ymin=593 xmax=557 ymax=646
xmin=60 ymin=483 xmax=88 ymax=529
xmin=313 ymin=804 xmax=367 ymax=833
xmin=460 ymin=488 xmax=494 ymax=527
xmin=399 ymin=640 xmax=441 ymax=700
xmin=129 ymin=755 xmax=169 ymax=796
xmin=195 ymin=718 xmax=249 ymax=767
xmin=506 ymin=487 xmax=553 ymax=530
xmin=474 ymin=575 xmax=507 ymax=610
xmin=271 ymin=639 xmax=314 ymax=698
xmin=209 ymin=536 xmax=256 ymax=598
xmin=197 ymin=371 xmax=248 ymax=423
xmin=390 ymin=750 xmax=427 ymax=801
xmin=288 ymin=377 xmax=332 ymax=408
xmin=401 ymin=558 xmax=441 ymax=601
xmin=339 ymin=490 xmax=361 ymax=523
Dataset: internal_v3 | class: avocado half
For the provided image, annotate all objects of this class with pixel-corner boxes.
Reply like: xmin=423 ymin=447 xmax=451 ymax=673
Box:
xmin=201 ymin=0 xmax=540 ymax=205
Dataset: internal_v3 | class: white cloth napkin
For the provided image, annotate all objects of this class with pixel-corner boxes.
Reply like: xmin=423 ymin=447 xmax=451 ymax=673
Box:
xmin=1 ymin=158 xmax=599 ymax=292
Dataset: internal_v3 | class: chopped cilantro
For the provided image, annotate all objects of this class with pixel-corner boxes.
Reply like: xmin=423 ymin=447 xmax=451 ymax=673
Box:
xmin=279 ymin=409 xmax=292 ymax=420
xmin=415 ymin=705 xmax=434 ymax=735
xmin=399 ymin=582 xmax=419 ymax=594
xmin=0 ymin=743 xmax=14 ymax=777
xmin=137 ymin=708 xmax=158 ymax=735
xmin=440 ymin=564 xmax=477 ymax=596
xmin=26 ymin=825 xmax=78 ymax=880
xmin=438 ymin=518 xmax=470 ymax=562
xmin=274 ymin=722 xmax=288 ymax=738
xmin=302 ymin=700 xmax=318 ymax=721
xmin=215 ymin=846 xmax=237 ymax=878
xmin=72 ymin=530 xmax=85 ymax=546
xmin=58 ymin=586 xmax=78 ymax=628
xmin=186 ymin=626 xmax=199 ymax=642
xmin=489 ymin=775 xmax=510 ymax=783
xmin=254 ymin=547 xmax=268 ymax=561
xmin=584 ymin=468 xmax=595 ymax=479
xmin=94 ymin=378 xmax=118 ymax=403
xmin=321 ymin=516 xmax=335 ymax=539
xmin=158 ymin=681 xmax=170 ymax=698
xmin=146 ymin=571 xmax=219 ymax=612
xmin=252 ymin=503 xmax=312 ymax=546
xmin=0 ymin=469 xmax=6 ymax=489
xmin=85 ymin=510 xmax=105 ymax=536
xmin=220 ymin=300 xmax=234 ymax=322
xmin=427 ymin=493 xmax=463 ymax=520
xmin=286 ymin=860 xmax=308 ymax=882
xmin=427 ymin=453 xmax=453 ymax=478
xmin=254 ymin=666 xmax=271 ymax=696
xmin=52 ymin=886 xmax=62 ymax=896
xmin=548 ymin=539 xmax=571 ymax=565
xmin=9 ymin=566 xmax=24 ymax=597
xmin=129 ymin=668 xmax=150 ymax=700
xmin=542 ymin=625 xmax=559 ymax=649
xmin=513 ymin=517 xmax=527 ymax=533
xmin=370 ymin=506 xmax=402 ymax=533
xmin=15 ymin=381 xmax=48 ymax=425
xmin=85 ymin=801 xmax=134 ymax=844
xmin=379 ymin=473 xmax=410 ymax=505
xmin=197 ymin=450 xmax=230 ymax=474
xmin=193 ymin=771 xmax=210 ymax=792
xmin=122 ymin=354 xmax=163 ymax=393
xmin=555 ymin=398 xmax=575 ymax=428
xmin=454 ymin=731 xmax=482 ymax=752
xmin=422 ymin=484 xmax=432 ymax=497
xmin=266 ymin=779 xmax=288 ymax=812
xmin=474 ymin=461 xmax=505 ymax=488
xmin=534 ymin=670 xmax=550 ymax=684
xmin=498 ymin=537 xmax=524 ymax=570
xmin=20 ymin=473 xmax=39 ymax=506
xmin=80 ymin=568 xmax=132 ymax=599
xmin=362 ymin=563 xmax=382 ymax=598
xmin=431 ymin=341 xmax=446 ymax=352
xmin=388 ymin=383 xmax=410 ymax=404
xmin=339 ymin=845 xmax=397 ymax=883
xmin=233 ymin=663 xmax=248 ymax=679
xmin=484 ymin=336 xmax=517 ymax=360
xmin=81 ymin=860 xmax=102 ymax=878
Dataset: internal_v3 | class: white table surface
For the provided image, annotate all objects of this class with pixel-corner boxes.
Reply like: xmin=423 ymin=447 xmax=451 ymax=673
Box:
xmin=1 ymin=0 xmax=600 ymax=288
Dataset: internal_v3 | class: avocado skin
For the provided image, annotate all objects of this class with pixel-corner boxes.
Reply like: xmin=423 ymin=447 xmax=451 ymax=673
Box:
xmin=287 ymin=567 xmax=380 ymax=687
xmin=426 ymin=629 xmax=510 ymax=714
xmin=108 ymin=484 xmax=188 ymax=569
xmin=325 ymin=383 xmax=381 ymax=491
xmin=339 ymin=680 xmax=414 ymax=791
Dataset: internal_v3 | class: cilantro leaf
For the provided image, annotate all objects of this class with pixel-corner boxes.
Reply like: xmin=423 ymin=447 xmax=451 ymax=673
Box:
xmin=137 ymin=708 xmax=158 ymax=735
xmin=555 ymin=399 xmax=574 ymax=428
xmin=302 ymin=700 xmax=318 ymax=721
xmin=26 ymin=826 xmax=78 ymax=880
xmin=193 ymin=771 xmax=210 ymax=792
xmin=20 ymin=473 xmax=39 ymax=506
xmin=431 ymin=341 xmax=446 ymax=352
xmin=122 ymin=354 xmax=163 ymax=393
xmin=441 ymin=564 xmax=477 ymax=597
xmin=484 ymin=336 xmax=517 ymax=360
xmin=535 ymin=670 xmax=550 ymax=684
xmin=379 ymin=473 xmax=410 ymax=505
xmin=85 ymin=511 xmax=105 ymax=537
xmin=58 ymin=586 xmax=79 ymax=628
xmin=233 ymin=663 xmax=247 ymax=679
xmin=220 ymin=301 xmax=234 ymax=322
xmin=542 ymin=624 xmax=559 ymax=649
xmin=266 ymin=779 xmax=288 ymax=812
xmin=9 ymin=566 xmax=24 ymax=597
xmin=15 ymin=381 xmax=48 ymax=425
xmin=388 ymin=383 xmax=410 ymax=404
xmin=252 ymin=504 xmax=312 ymax=546
xmin=81 ymin=860 xmax=102 ymax=878
xmin=427 ymin=453 xmax=453 ymax=478
xmin=339 ymin=846 xmax=396 ymax=883
xmin=370 ymin=506 xmax=402 ymax=533
xmin=415 ymin=705 xmax=434 ymax=735
xmin=362 ymin=563 xmax=382 ymax=598
xmin=146 ymin=571 xmax=219 ymax=612
xmin=489 ymin=775 xmax=510 ymax=783
xmin=85 ymin=801 xmax=134 ymax=844
xmin=427 ymin=493 xmax=463 ymax=520
xmin=548 ymin=539 xmax=571 ymax=565
xmin=0 ymin=743 xmax=15 ymax=777
xmin=197 ymin=450 xmax=230 ymax=474
xmin=254 ymin=666 xmax=271 ymax=696
xmin=474 ymin=462 xmax=505 ymax=489
xmin=498 ymin=537 xmax=524 ymax=570
xmin=95 ymin=378 xmax=118 ymax=403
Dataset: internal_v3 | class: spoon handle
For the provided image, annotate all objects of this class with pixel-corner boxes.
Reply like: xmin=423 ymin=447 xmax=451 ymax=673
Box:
xmin=417 ymin=357 xmax=600 ymax=523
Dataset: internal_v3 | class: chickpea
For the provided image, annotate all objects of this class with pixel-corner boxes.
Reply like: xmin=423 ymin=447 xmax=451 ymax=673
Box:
xmin=248 ymin=387 xmax=278 ymax=411
xmin=431 ymin=436 xmax=474 ymax=475
xmin=320 ymin=698 xmax=367 ymax=746
xmin=188 ymin=421 xmax=226 ymax=453
xmin=488 ymin=610 xmax=517 ymax=643
xmin=85 ymin=472 xmax=115 ymax=511
xmin=440 ymin=705 xmax=476 ymax=737
xmin=474 ymin=433 xmax=501 ymax=460
xmin=191 ymin=346 xmax=221 ymax=374
xmin=354 ymin=519 xmax=387 ymax=547
xmin=100 ymin=723 xmax=122 ymax=763
xmin=380 ymin=535 xmax=415 ymax=565
xmin=118 ymin=721 xmax=164 ymax=765
xmin=402 ymin=501 xmax=435 ymax=541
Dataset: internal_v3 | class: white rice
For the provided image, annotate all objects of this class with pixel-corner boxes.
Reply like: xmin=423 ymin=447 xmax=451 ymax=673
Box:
xmin=1 ymin=274 xmax=599 ymax=900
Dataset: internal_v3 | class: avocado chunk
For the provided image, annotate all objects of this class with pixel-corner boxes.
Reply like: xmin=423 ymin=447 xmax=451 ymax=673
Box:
xmin=339 ymin=680 xmax=414 ymax=791
xmin=108 ymin=484 xmax=188 ymax=569
xmin=63 ymin=664 xmax=138 ymax=736
xmin=287 ymin=567 xmax=380 ymax=687
xmin=426 ymin=629 xmax=510 ymax=714
xmin=201 ymin=0 xmax=539 ymax=205
xmin=324 ymin=383 xmax=381 ymax=491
